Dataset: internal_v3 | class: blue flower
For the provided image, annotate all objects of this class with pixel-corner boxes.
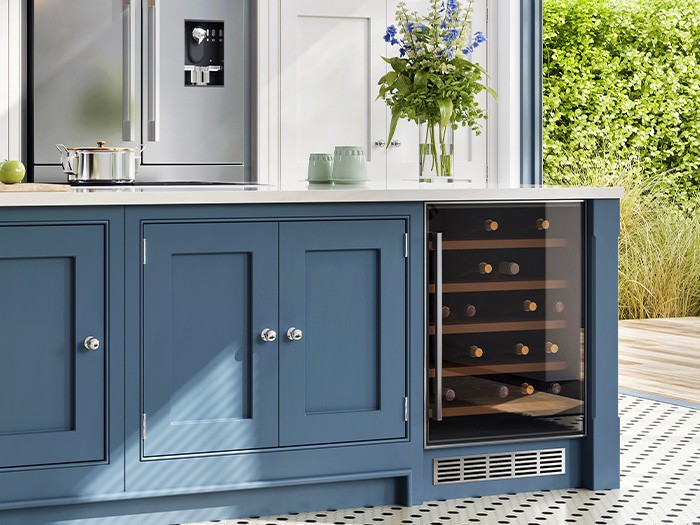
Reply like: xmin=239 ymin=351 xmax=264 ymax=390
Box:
xmin=443 ymin=28 xmax=460 ymax=43
xmin=440 ymin=20 xmax=448 ymax=29
xmin=447 ymin=47 xmax=456 ymax=59
xmin=407 ymin=21 xmax=415 ymax=33
xmin=383 ymin=25 xmax=397 ymax=43
xmin=462 ymin=45 xmax=474 ymax=55
xmin=399 ymin=47 xmax=406 ymax=57
xmin=474 ymin=31 xmax=486 ymax=44
xmin=447 ymin=0 xmax=458 ymax=13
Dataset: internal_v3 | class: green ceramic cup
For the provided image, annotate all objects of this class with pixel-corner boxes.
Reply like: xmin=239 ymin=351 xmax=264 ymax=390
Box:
xmin=332 ymin=146 xmax=367 ymax=183
xmin=307 ymin=153 xmax=334 ymax=183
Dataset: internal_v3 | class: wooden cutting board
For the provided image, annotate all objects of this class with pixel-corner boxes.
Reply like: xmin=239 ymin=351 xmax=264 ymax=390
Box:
xmin=0 ymin=183 xmax=70 ymax=192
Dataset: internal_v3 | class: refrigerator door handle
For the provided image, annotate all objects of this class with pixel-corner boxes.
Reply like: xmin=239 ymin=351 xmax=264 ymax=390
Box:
xmin=122 ymin=0 xmax=136 ymax=141
xmin=147 ymin=0 xmax=160 ymax=142
xmin=430 ymin=232 xmax=444 ymax=421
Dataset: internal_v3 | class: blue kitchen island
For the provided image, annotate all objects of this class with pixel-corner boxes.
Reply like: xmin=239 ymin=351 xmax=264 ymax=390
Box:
xmin=0 ymin=183 xmax=622 ymax=524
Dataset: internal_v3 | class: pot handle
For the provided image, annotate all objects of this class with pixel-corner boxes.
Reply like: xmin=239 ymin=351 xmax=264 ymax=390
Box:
xmin=55 ymin=144 xmax=74 ymax=173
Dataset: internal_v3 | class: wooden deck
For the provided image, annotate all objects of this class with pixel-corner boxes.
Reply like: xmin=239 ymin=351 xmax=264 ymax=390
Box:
xmin=619 ymin=317 xmax=700 ymax=405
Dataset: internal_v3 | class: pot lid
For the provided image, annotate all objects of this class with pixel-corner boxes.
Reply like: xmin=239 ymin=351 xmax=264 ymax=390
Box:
xmin=67 ymin=140 xmax=137 ymax=151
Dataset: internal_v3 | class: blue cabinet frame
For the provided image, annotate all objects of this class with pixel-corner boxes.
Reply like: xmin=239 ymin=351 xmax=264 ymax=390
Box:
xmin=0 ymin=207 xmax=124 ymax=507
xmin=0 ymin=199 xmax=619 ymax=524
xmin=123 ymin=204 xmax=424 ymax=503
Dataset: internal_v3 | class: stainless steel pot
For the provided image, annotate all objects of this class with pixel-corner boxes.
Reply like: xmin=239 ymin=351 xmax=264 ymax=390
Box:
xmin=56 ymin=141 xmax=141 ymax=183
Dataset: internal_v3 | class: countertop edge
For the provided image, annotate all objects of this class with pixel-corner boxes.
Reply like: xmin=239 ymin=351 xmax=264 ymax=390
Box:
xmin=0 ymin=186 xmax=624 ymax=207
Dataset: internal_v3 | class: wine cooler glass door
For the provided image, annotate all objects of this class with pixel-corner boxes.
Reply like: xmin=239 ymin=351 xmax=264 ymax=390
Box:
xmin=427 ymin=203 xmax=585 ymax=446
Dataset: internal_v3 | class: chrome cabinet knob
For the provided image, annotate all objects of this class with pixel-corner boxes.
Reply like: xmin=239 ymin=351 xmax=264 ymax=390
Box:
xmin=260 ymin=329 xmax=277 ymax=342
xmin=374 ymin=139 xmax=386 ymax=147
xmin=286 ymin=327 xmax=303 ymax=341
xmin=83 ymin=336 xmax=100 ymax=351
xmin=390 ymin=140 xmax=402 ymax=147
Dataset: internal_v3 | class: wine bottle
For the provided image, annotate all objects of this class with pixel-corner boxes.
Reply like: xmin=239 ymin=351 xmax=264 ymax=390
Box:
xmin=522 ymin=300 xmax=538 ymax=312
xmin=498 ymin=261 xmax=520 ymax=276
xmin=468 ymin=345 xmax=484 ymax=358
xmin=442 ymin=305 xmax=452 ymax=319
xmin=545 ymin=341 xmax=559 ymax=354
xmin=542 ymin=381 xmax=562 ymax=395
xmin=493 ymin=385 xmax=510 ymax=399
xmin=483 ymin=219 xmax=499 ymax=232
xmin=506 ymin=300 xmax=537 ymax=315
xmin=515 ymin=343 xmax=530 ymax=356
xmin=443 ymin=388 xmax=456 ymax=402
xmin=446 ymin=378 xmax=510 ymax=399
xmin=473 ymin=383 xmax=510 ymax=399
xmin=536 ymin=218 xmax=550 ymax=231
xmin=520 ymin=382 xmax=535 ymax=395
xmin=464 ymin=304 xmax=477 ymax=318
xmin=553 ymin=300 xmax=565 ymax=313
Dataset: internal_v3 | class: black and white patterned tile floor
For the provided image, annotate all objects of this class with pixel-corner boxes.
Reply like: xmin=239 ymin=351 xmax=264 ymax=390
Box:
xmin=188 ymin=394 xmax=700 ymax=525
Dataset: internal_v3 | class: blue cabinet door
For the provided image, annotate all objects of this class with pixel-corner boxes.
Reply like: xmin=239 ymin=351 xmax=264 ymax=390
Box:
xmin=142 ymin=222 xmax=279 ymax=457
xmin=0 ymin=225 xmax=105 ymax=468
xmin=279 ymin=220 xmax=407 ymax=446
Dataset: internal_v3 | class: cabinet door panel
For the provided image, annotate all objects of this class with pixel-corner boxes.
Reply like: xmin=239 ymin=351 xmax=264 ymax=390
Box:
xmin=142 ymin=222 xmax=278 ymax=457
xmin=280 ymin=0 xmax=387 ymax=183
xmin=279 ymin=220 xmax=406 ymax=446
xmin=0 ymin=225 xmax=105 ymax=468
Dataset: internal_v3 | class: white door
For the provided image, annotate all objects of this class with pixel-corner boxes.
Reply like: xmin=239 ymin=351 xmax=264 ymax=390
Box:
xmin=280 ymin=0 xmax=388 ymax=184
xmin=386 ymin=0 xmax=490 ymax=185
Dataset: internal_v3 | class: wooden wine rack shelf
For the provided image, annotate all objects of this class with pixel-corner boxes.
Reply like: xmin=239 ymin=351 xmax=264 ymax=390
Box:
xmin=428 ymin=393 xmax=583 ymax=418
xmin=429 ymin=238 xmax=567 ymax=251
xmin=428 ymin=360 xmax=567 ymax=378
xmin=428 ymin=279 xmax=568 ymax=293
xmin=429 ymin=319 xmax=567 ymax=335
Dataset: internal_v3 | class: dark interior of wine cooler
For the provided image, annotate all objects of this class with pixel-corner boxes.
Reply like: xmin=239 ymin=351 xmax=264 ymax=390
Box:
xmin=427 ymin=203 xmax=585 ymax=445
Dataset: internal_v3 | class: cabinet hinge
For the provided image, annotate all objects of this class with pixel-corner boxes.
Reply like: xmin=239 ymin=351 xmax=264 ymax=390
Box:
xmin=141 ymin=413 xmax=147 ymax=440
xmin=142 ymin=238 xmax=147 ymax=265
xmin=403 ymin=233 xmax=408 ymax=258
xmin=404 ymin=397 xmax=409 ymax=422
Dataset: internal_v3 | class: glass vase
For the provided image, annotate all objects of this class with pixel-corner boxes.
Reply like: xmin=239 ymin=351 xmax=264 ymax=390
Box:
xmin=419 ymin=121 xmax=454 ymax=183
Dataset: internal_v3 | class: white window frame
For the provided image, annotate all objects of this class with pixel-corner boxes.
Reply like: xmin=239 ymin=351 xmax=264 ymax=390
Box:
xmin=487 ymin=0 xmax=522 ymax=188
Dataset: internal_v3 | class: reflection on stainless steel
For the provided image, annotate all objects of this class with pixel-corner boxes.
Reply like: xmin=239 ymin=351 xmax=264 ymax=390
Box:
xmin=33 ymin=0 xmax=249 ymax=182
xmin=57 ymin=142 xmax=140 ymax=183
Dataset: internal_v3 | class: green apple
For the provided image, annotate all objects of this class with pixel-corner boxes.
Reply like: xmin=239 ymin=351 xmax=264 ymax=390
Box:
xmin=0 ymin=160 xmax=26 ymax=184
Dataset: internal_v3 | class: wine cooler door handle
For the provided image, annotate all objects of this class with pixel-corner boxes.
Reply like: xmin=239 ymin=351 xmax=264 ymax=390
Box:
xmin=147 ymin=0 xmax=160 ymax=141
xmin=122 ymin=0 xmax=136 ymax=141
xmin=430 ymin=232 xmax=444 ymax=421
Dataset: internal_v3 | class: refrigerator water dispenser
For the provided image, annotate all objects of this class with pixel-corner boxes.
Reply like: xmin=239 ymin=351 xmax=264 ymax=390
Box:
xmin=184 ymin=20 xmax=224 ymax=86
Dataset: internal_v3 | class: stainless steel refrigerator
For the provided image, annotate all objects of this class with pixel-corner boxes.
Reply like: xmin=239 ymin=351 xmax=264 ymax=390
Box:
xmin=31 ymin=0 xmax=251 ymax=183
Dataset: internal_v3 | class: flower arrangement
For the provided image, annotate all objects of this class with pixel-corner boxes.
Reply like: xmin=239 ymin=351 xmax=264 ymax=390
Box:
xmin=378 ymin=0 xmax=496 ymax=179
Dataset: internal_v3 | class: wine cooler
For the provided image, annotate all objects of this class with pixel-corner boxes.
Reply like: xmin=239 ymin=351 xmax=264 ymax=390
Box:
xmin=426 ymin=202 xmax=585 ymax=446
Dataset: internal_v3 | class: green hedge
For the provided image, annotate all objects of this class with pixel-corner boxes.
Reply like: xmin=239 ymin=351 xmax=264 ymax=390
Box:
xmin=543 ymin=0 xmax=700 ymax=205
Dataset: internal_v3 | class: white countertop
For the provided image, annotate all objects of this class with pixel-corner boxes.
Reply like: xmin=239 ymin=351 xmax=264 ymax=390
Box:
xmin=0 ymin=180 xmax=623 ymax=207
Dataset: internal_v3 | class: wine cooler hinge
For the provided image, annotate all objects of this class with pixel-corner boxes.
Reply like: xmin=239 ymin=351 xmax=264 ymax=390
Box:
xmin=403 ymin=233 xmax=408 ymax=258
xmin=142 ymin=238 xmax=148 ymax=265
xmin=404 ymin=397 xmax=409 ymax=422
xmin=141 ymin=413 xmax=147 ymax=440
